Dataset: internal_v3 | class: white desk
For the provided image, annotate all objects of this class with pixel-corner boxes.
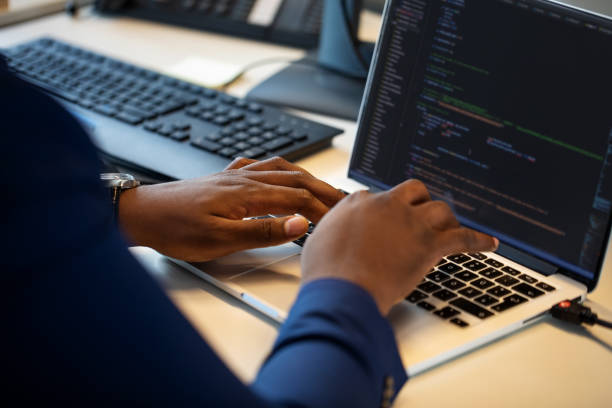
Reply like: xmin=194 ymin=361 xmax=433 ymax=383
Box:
xmin=2 ymin=7 xmax=612 ymax=407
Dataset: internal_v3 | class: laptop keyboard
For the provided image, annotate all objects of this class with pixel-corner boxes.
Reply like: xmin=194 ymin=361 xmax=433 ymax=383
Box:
xmin=407 ymin=253 xmax=556 ymax=328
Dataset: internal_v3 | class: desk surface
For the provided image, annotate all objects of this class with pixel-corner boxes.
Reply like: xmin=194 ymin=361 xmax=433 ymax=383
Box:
xmin=2 ymin=5 xmax=612 ymax=407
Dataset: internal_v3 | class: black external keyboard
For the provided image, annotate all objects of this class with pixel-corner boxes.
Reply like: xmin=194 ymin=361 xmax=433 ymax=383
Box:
xmin=2 ymin=37 xmax=342 ymax=180
xmin=406 ymin=252 xmax=557 ymax=328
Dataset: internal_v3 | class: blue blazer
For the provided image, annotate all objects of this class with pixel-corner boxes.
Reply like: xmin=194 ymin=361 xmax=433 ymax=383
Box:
xmin=1 ymin=57 xmax=406 ymax=407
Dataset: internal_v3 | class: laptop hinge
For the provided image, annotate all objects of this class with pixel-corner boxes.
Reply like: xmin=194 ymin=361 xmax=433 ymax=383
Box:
xmin=496 ymin=243 xmax=559 ymax=276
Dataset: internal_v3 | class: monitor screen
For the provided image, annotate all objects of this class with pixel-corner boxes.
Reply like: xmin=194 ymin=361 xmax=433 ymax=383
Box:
xmin=349 ymin=0 xmax=612 ymax=284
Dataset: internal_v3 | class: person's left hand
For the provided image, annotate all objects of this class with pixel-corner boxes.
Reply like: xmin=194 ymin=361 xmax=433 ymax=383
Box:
xmin=117 ymin=156 xmax=346 ymax=262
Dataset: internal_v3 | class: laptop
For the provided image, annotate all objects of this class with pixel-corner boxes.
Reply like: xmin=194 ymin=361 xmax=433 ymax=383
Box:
xmin=171 ymin=0 xmax=612 ymax=375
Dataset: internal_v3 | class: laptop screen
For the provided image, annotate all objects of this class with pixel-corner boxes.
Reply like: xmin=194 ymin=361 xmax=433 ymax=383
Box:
xmin=349 ymin=0 xmax=612 ymax=287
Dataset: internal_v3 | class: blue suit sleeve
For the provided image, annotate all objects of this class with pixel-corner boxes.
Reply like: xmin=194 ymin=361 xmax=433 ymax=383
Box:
xmin=2 ymin=60 xmax=407 ymax=407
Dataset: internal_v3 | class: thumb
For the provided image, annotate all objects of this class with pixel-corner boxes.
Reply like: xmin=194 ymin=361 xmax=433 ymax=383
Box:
xmin=229 ymin=215 xmax=309 ymax=250
xmin=439 ymin=227 xmax=499 ymax=256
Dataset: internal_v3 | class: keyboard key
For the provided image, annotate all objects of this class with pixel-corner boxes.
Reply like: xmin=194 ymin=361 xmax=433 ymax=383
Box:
xmin=468 ymin=252 xmax=487 ymax=260
xmin=501 ymin=266 xmax=521 ymax=276
xmin=442 ymin=278 xmax=466 ymax=290
xmin=513 ymin=283 xmax=545 ymax=298
xmin=234 ymin=142 xmax=251 ymax=151
xmin=406 ymin=290 xmax=428 ymax=303
xmin=417 ymin=301 xmax=436 ymax=311
xmin=219 ymin=137 xmax=237 ymax=146
xmin=213 ymin=116 xmax=231 ymax=126
xmin=519 ymin=274 xmax=538 ymax=284
xmin=458 ymin=287 xmax=482 ymax=298
xmin=455 ymin=270 xmax=479 ymax=282
xmin=218 ymin=147 xmax=238 ymax=158
xmin=262 ymin=131 xmax=277 ymax=140
xmin=438 ymin=262 xmax=462 ymax=274
xmin=427 ymin=271 xmax=450 ymax=283
xmin=434 ymin=306 xmax=461 ymax=319
xmin=487 ymin=286 xmax=511 ymax=298
xmin=447 ymin=254 xmax=471 ymax=264
xmin=116 ymin=111 xmax=143 ymax=125
xmin=262 ymin=121 xmax=278 ymax=131
xmin=450 ymin=298 xmax=494 ymax=319
xmin=433 ymin=289 xmax=457 ymax=301
xmin=474 ymin=294 xmax=499 ymax=306
xmin=234 ymin=131 xmax=249 ymax=141
xmin=418 ymin=281 xmax=441 ymax=293
xmin=450 ymin=318 xmax=469 ymax=328
xmin=437 ymin=259 xmax=447 ymax=266
xmin=247 ymin=117 xmax=264 ymax=126
xmin=170 ymin=130 xmax=190 ymax=141
xmin=262 ymin=136 xmax=293 ymax=152
xmin=247 ymin=103 xmax=263 ymax=113
xmin=93 ymin=104 xmax=118 ymax=117
xmin=495 ymin=275 xmax=519 ymax=287
xmin=536 ymin=282 xmax=556 ymax=292
xmin=471 ymin=278 xmax=495 ymax=290
xmin=190 ymin=136 xmax=221 ymax=152
xmin=157 ymin=124 xmax=174 ymax=137
xmin=248 ymin=136 xmax=264 ymax=145
xmin=491 ymin=294 xmax=528 ymax=312
xmin=485 ymin=258 xmax=504 ymax=268
xmin=143 ymin=121 xmax=162 ymax=132
xmin=464 ymin=260 xmax=487 ymax=271
xmin=248 ymin=127 xmax=263 ymax=136
xmin=171 ymin=121 xmax=191 ymax=131
xmin=276 ymin=126 xmax=292 ymax=135
xmin=238 ymin=147 xmax=266 ymax=159
xmin=289 ymin=131 xmax=308 ymax=141
xmin=480 ymin=267 xmax=503 ymax=279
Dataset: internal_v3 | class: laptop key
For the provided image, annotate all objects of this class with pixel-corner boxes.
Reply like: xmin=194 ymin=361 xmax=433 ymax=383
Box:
xmin=450 ymin=298 xmax=494 ymax=319
xmin=491 ymin=294 xmax=528 ymax=312
xmin=438 ymin=262 xmax=462 ymax=274
xmin=468 ymin=252 xmax=487 ymax=260
xmin=474 ymin=294 xmax=499 ymax=306
xmin=427 ymin=271 xmax=450 ymax=283
xmin=450 ymin=318 xmax=469 ymax=328
xmin=519 ymin=274 xmax=538 ymax=284
xmin=433 ymin=289 xmax=457 ymax=301
xmin=447 ymin=254 xmax=471 ymax=264
xmin=487 ymin=286 xmax=511 ymax=298
xmin=442 ymin=278 xmax=466 ymax=290
xmin=417 ymin=301 xmax=436 ymax=311
xmin=513 ymin=282 xmax=545 ymax=298
xmin=471 ymin=278 xmax=495 ymax=290
xmin=485 ymin=258 xmax=504 ymax=268
xmin=501 ymin=266 xmax=521 ymax=276
xmin=418 ymin=281 xmax=441 ymax=293
xmin=458 ymin=287 xmax=482 ymax=298
xmin=406 ymin=290 xmax=428 ymax=303
xmin=434 ymin=306 xmax=461 ymax=319
xmin=536 ymin=282 xmax=556 ymax=292
xmin=463 ymin=260 xmax=487 ymax=271
xmin=496 ymin=275 xmax=519 ymax=287
xmin=480 ymin=267 xmax=503 ymax=279
xmin=455 ymin=270 xmax=479 ymax=282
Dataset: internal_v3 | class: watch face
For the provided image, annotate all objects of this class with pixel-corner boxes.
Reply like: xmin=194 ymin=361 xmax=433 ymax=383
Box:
xmin=100 ymin=173 xmax=134 ymax=182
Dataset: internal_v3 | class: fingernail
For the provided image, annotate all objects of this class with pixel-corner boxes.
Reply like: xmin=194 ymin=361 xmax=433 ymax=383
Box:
xmin=284 ymin=216 xmax=308 ymax=237
xmin=493 ymin=237 xmax=499 ymax=249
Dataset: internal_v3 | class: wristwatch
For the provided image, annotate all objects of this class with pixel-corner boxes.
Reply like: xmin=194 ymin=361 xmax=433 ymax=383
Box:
xmin=100 ymin=173 xmax=140 ymax=223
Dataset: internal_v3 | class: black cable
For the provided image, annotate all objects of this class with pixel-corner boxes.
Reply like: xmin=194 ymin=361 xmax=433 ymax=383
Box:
xmin=550 ymin=299 xmax=612 ymax=329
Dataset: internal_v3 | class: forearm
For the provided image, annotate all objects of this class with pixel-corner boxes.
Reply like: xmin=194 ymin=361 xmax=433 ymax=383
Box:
xmin=252 ymin=279 xmax=408 ymax=407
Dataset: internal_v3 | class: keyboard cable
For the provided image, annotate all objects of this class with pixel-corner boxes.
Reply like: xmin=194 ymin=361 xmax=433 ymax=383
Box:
xmin=550 ymin=299 xmax=612 ymax=329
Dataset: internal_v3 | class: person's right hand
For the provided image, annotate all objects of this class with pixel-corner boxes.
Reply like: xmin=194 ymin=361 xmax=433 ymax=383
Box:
xmin=301 ymin=179 xmax=499 ymax=315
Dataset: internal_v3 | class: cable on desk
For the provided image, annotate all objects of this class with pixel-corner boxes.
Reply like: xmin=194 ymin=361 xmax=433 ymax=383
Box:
xmin=550 ymin=299 xmax=612 ymax=329
xmin=217 ymin=57 xmax=318 ymax=90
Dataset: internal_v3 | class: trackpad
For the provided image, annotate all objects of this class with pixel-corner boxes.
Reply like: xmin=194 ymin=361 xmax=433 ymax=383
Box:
xmin=229 ymin=253 xmax=302 ymax=313
xmin=189 ymin=243 xmax=301 ymax=282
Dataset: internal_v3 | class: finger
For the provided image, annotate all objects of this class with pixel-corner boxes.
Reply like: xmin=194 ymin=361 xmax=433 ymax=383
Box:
xmin=238 ymin=170 xmax=346 ymax=207
xmin=438 ymin=227 xmax=499 ymax=256
xmin=242 ymin=182 xmax=330 ymax=223
xmin=224 ymin=215 xmax=309 ymax=250
xmin=240 ymin=156 xmax=315 ymax=177
xmin=388 ymin=179 xmax=431 ymax=206
xmin=224 ymin=157 xmax=258 ymax=170
xmin=423 ymin=200 xmax=460 ymax=230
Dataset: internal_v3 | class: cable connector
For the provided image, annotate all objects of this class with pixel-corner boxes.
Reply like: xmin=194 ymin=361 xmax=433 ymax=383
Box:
xmin=550 ymin=299 xmax=612 ymax=328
